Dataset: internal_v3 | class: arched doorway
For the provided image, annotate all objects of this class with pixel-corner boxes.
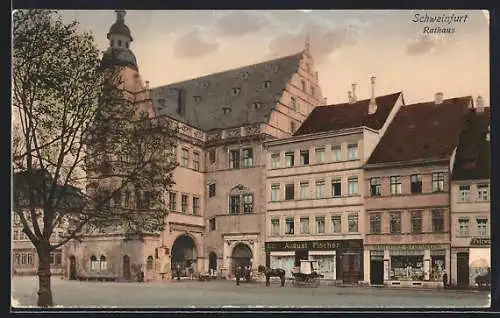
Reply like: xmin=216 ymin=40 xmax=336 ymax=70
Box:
xmin=231 ymin=243 xmax=252 ymax=274
xmin=69 ymin=255 xmax=77 ymax=280
xmin=209 ymin=252 xmax=217 ymax=274
xmin=123 ymin=255 xmax=131 ymax=280
xmin=171 ymin=234 xmax=197 ymax=277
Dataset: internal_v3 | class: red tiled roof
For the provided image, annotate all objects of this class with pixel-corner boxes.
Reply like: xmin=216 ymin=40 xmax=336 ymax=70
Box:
xmin=452 ymin=108 xmax=490 ymax=180
xmin=293 ymin=92 xmax=402 ymax=136
xmin=366 ymin=96 xmax=473 ymax=165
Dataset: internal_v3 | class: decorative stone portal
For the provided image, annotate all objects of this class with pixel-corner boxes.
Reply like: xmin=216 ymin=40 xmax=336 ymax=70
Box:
xmin=231 ymin=243 xmax=253 ymax=274
xmin=171 ymin=234 xmax=197 ymax=277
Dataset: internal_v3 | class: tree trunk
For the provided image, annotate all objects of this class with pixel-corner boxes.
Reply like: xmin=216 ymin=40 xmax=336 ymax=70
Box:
xmin=36 ymin=244 xmax=53 ymax=307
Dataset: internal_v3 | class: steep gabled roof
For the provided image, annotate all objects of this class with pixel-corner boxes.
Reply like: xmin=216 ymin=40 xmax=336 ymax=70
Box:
xmin=150 ymin=52 xmax=304 ymax=131
xmin=452 ymin=108 xmax=490 ymax=180
xmin=293 ymin=92 xmax=402 ymax=136
xmin=366 ymin=96 xmax=473 ymax=166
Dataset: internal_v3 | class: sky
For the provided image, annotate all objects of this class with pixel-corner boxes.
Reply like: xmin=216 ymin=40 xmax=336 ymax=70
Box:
xmin=58 ymin=10 xmax=490 ymax=106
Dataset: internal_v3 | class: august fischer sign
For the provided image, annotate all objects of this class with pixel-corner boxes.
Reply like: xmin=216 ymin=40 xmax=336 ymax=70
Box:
xmin=470 ymin=238 xmax=490 ymax=246
xmin=265 ymin=239 xmax=362 ymax=252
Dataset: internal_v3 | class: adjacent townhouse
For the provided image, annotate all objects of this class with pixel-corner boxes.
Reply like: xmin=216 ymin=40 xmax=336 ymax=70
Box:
xmin=363 ymin=93 xmax=472 ymax=288
xmin=450 ymin=100 xmax=490 ymax=287
xmin=264 ymin=77 xmax=404 ymax=284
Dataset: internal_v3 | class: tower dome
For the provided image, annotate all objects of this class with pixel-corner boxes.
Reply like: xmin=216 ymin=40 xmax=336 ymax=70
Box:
xmin=100 ymin=10 xmax=138 ymax=70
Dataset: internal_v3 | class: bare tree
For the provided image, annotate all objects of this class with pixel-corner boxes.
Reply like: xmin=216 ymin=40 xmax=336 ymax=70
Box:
xmin=12 ymin=10 xmax=177 ymax=307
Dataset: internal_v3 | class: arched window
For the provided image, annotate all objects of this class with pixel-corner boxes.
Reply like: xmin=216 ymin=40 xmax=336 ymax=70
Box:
xmin=100 ymin=255 xmax=107 ymax=271
xmin=90 ymin=255 xmax=98 ymax=272
xmin=146 ymin=256 xmax=154 ymax=270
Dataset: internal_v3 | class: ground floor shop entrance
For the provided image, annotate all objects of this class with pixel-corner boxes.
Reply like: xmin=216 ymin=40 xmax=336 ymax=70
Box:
xmin=456 ymin=252 xmax=469 ymax=286
xmin=370 ymin=252 xmax=384 ymax=285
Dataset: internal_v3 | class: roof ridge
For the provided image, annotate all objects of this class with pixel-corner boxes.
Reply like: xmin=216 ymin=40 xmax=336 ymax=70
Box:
xmin=315 ymin=91 xmax=402 ymax=109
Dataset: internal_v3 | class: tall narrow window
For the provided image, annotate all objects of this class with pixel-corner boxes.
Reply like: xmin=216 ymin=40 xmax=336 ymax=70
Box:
xmin=285 ymin=184 xmax=295 ymax=200
xmin=459 ymin=184 xmax=470 ymax=202
xmin=242 ymin=148 xmax=253 ymax=168
xmin=230 ymin=150 xmax=240 ymax=169
xmin=315 ymin=180 xmax=325 ymax=199
xmin=347 ymin=144 xmax=359 ymax=160
xmin=181 ymin=194 xmax=188 ymax=214
xmin=299 ymin=182 xmax=309 ymax=199
xmin=271 ymin=184 xmax=280 ymax=201
xmin=271 ymin=219 xmax=280 ymax=236
xmin=300 ymin=150 xmax=310 ymax=165
xmin=411 ymin=174 xmax=422 ymax=193
xmin=90 ymin=255 xmax=99 ymax=272
xmin=181 ymin=148 xmax=189 ymax=167
xmin=331 ymin=177 xmax=341 ymax=197
xmin=370 ymin=213 xmax=381 ymax=233
xmin=208 ymin=184 xmax=216 ymax=197
xmin=209 ymin=149 xmax=216 ymax=164
xmin=209 ymin=218 xmax=216 ymax=231
xmin=315 ymin=148 xmax=325 ymax=164
xmin=432 ymin=209 xmax=444 ymax=232
xmin=192 ymin=197 xmax=200 ymax=216
xmin=316 ymin=216 xmax=325 ymax=233
xmin=332 ymin=145 xmax=342 ymax=161
xmin=348 ymin=213 xmax=358 ymax=232
xmin=390 ymin=212 xmax=401 ymax=234
xmin=243 ymin=194 xmax=254 ymax=214
xmin=100 ymin=255 xmax=107 ymax=271
xmin=285 ymin=152 xmax=294 ymax=167
xmin=458 ymin=218 xmax=469 ymax=236
xmin=285 ymin=217 xmax=294 ymax=234
xmin=332 ymin=215 xmax=342 ymax=233
xmin=300 ymin=217 xmax=309 ymax=234
xmin=290 ymin=96 xmax=297 ymax=110
xmin=271 ymin=153 xmax=280 ymax=168
xmin=432 ymin=173 xmax=445 ymax=192
xmin=229 ymin=195 xmax=240 ymax=215
xmin=193 ymin=152 xmax=200 ymax=171
xmin=411 ymin=210 xmax=422 ymax=233
xmin=476 ymin=218 xmax=488 ymax=237
xmin=301 ymin=80 xmax=306 ymax=91
xmin=390 ymin=176 xmax=402 ymax=195
xmin=348 ymin=176 xmax=359 ymax=196
xmin=370 ymin=177 xmax=381 ymax=197
xmin=477 ymin=184 xmax=489 ymax=201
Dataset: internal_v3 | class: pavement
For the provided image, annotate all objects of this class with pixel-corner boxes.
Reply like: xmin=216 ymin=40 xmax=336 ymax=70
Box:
xmin=11 ymin=276 xmax=490 ymax=308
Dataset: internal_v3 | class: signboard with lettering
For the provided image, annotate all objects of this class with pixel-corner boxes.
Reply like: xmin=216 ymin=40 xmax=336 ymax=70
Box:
xmin=367 ymin=244 xmax=448 ymax=251
xmin=470 ymin=238 xmax=490 ymax=246
xmin=264 ymin=239 xmax=362 ymax=252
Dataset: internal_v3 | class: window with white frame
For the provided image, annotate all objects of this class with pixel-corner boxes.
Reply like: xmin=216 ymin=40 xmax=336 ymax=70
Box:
xmin=243 ymin=194 xmax=254 ymax=214
xmin=476 ymin=218 xmax=488 ymax=237
xmin=477 ymin=184 xmax=489 ymax=201
xmin=285 ymin=152 xmax=295 ymax=167
xmin=370 ymin=213 xmax=381 ymax=233
xmin=316 ymin=216 xmax=325 ymax=233
xmin=347 ymin=143 xmax=358 ymax=160
xmin=390 ymin=212 xmax=401 ymax=234
xmin=390 ymin=176 xmax=402 ymax=195
xmin=332 ymin=145 xmax=342 ymax=161
xmin=90 ymin=255 xmax=99 ymax=272
xmin=458 ymin=218 xmax=469 ymax=236
xmin=168 ymin=192 xmax=177 ymax=211
xmin=348 ymin=176 xmax=359 ymax=196
xmin=432 ymin=172 xmax=445 ymax=192
xmin=271 ymin=184 xmax=280 ymax=201
xmin=271 ymin=153 xmax=280 ymax=168
xmin=181 ymin=194 xmax=188 ymax=214
xmin=181 ymin=148 xmax=189 ymax=167
xmin=332 ymin=215 xmax=341 ymax=233
xmin=315 ymin=180 xmax=325 ymax=199
xmin=230 ymin=150 xmax=240 ymax=169
xmin=193 ymin=152 xmax=200 ymax=171
xmin=242 ymin=148 xmax=253 ymax=168
xmin=100 ymin=255 xmax=107 ymax=271
xmin=299 ymin=182 xmax=309 ymax=199
xmin=193 ymin=197 xmax=200 ymax=215
xmin=348 ymin=213 xmax=358 ymax=232
xmin=271 ymin=219 xmax=280 ymax=236
xmin=229 ymin=195 xmax=240 ymax=215
xmin=459 ymin=184 xmax=470 ymax=202
xmin=300 ymin=217 xmax=309 ymax=234
xmin=315 ymin=148 xmax=325 ymax=164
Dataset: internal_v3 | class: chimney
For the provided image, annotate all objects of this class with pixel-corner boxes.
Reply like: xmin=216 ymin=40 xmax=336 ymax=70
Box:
xmin=434 ymin=92 xmax=444 ymax=105
xmin=323 ymin=97 xmax=328 ymax=105
xmin=348 ymin=91 xmax=353 ymax=104
xmin=351 ymin=83 xmax=357 ymax=102
xmin=476 ymin=95 xmax=485 ymax=112
xmin=368 ymin=76 xmax=377 ymax=114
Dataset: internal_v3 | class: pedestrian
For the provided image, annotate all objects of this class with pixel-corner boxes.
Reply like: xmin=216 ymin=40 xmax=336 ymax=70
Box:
xmin=442 ymin=271 xmax=448 ymax=288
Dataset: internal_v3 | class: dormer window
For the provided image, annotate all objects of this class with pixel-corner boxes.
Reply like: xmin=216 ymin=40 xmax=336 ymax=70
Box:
xmin=231 ymin=87 xmax=241 ymax=96
xmin=264 ymin=80 xmax=272 ymax=88
xmin=273 ymin=65 xmax=279 ymax=73
xmin=223 ymin=107 xmax=231 ymax=115
xmin=253 ymin=102 xmax=262 ymax=110
xmin=198 ymin=81 xmax=209 ymax=89
xmin=241 ymin=71 xmax=249 ymax=80
xmin=193 ymin=96 xmax=201 ymax=103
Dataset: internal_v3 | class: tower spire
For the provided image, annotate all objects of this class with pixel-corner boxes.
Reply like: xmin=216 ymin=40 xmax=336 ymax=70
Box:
xmin=115 ymin=10 xmax=126 ymax=22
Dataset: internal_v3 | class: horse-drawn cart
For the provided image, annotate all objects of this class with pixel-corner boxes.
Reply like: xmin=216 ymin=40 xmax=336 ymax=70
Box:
xmin=292 ymin=260 xmax=323 ymax=288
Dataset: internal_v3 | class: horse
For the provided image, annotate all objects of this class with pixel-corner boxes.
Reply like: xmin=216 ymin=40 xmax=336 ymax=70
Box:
xmin=234 ymin=265 xmax=252 ymax=286
xmin=258 ymin=265 xmax=286 ymax=287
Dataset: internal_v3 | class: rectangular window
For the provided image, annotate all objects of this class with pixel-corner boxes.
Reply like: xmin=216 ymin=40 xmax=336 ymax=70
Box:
xmin=209 ymin=218 xmax=216 ymax=231
xmin=347 ymin=143 xmax=359 ymax=160
xmin=285 ymin=152 xmax=294 ymax=167
xmin=390 ymin=212 xmax=401 ymax=234
xmin=181 ymin=194 xmax=188 ymax=214
xmin=331 ymin=177 xmax=341 ymax=197
xmin=411 ymin=174 xmax=422 ymax=193
xmin=348 ymin=213 xmax=358 ymax=232
xmin=332 ymin=215 xmax=342 ymax=233
xmin=477 ymin=184 xmax=489 ymax=201
xmin=300 ymin=217 xmax=309 ymax=234
xmin=209 ymin=149 xmax=216 ymax=164
xmin=299 ymin=182 xmax=309 ymax=199
xmin=390 ymin=176 xmax=402 ymax=195
xmin=370 ymin=213 xmax=381 ymax=234
xmin=271 ymin=184 xmax=280 ymax=201
xmin=271 ymin=153 xmax=280 ymax=168
xmin=193 ymin=152 xmax=200 ymax=171
xmin=432 ymin=209 xmax=444 ymax=232
xmin=285 ymin=184 xmax=295 ymax=200
xmin=476 ymin=218 xmax=488 ymax=237
xmin=300 ymin=150 xmax=310 ymax=165
xmin=192 ymin=197 xmax=200 ymax=216
xmin=229 ymin=150 xmax=240 ymax=169
xmin=316 ymin=216 xmax=325 ymax=234
xmin=229 ymin=195 xmax=240 ymax=215
xmin=14 ymin=253 xmax=20 ymax=265
xmin=13 ymin=229 xmax=19 ymax=241
xmin=370 ymin=177 xmax=381 ymax=197
xmin=315 ymin=180 xmax=325 ymax=199
xmin=411 ymin=211 xmax=422 ymax=233
xmin=242 ymin=148 xmax=253 ymax=168
xmin=315 ymin=148 xmax=325 ymax=164
xmin=285 ymin=217 xmax=294 ymax=235
xmin=458 ymin=184 xmax=470 ymax=202
xmin=208 ymin=183 xmax=216 ymax=198
xmin=290 ymin=96 xmax=297 ymax=110
xmin=243 ymin=194 xmax=254 ymax=214
xmin=168 ymin=192 xmax=177 ymax=211
xmin=348 ymin=176 xmax=359 ymax=196
xmin=458 ymin=218 xmax=469 ymax=236
xmin=181 ymin=148 xmax=189 ymax=167
xmin=432 ymin=173 xmax=445 ymax=192
xmin=332 ymin=145 xmax=342 ymax=161
xmin=27 ymin=253 xmax=33 ymax=265
xmin=271 ymin=219 xmax=280 ymax=236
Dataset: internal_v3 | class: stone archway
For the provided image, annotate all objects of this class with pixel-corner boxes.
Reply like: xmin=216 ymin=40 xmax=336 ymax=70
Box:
xmin=231 ymin=243 xmax=252 ymax=274
xmin=171 ymin=234 xmax=197 ymax=277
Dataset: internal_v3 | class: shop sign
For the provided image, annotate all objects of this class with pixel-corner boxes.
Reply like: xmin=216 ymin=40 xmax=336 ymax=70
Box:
xmin=264 ymin=239 xmax=362 ymax=252
xmin=368 ymin=244 xmax=447 ymax=251
xmin=470 ymin=238 xmax=490 ymax=246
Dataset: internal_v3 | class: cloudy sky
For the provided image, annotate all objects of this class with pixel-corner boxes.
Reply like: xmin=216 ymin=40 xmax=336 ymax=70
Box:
xmin=59 ymin=10 xmax=489 ymax=106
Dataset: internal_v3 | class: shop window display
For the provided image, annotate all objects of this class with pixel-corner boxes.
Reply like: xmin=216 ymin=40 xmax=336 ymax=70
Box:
xmin=430 ymin=251 xmax=446 ymax=281
xmin=390 ymin=254 xmax=424 ymax=281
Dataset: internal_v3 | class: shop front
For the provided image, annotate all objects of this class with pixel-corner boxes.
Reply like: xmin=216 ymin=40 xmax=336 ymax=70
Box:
xmin=451 ymin=238 xmax=490 ymax=288
xmin=265 ymin=239 xmax=363 ymax=283
xmin=366 ymin=244 xmax=450 ymax=288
